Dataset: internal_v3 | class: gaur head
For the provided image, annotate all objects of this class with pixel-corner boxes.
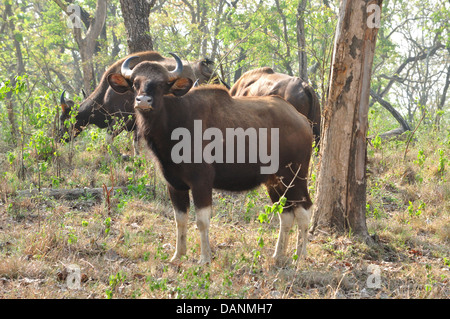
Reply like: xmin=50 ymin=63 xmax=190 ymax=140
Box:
xmin=197 ymin=58 xmax=215 ymax=79
xmin=194 ymin=57 xmax=230 ymax=89
xmin=107 ymin=53 xmax=193 ymax=111
xmin=58 ymin=90 xmax=84 ymax=143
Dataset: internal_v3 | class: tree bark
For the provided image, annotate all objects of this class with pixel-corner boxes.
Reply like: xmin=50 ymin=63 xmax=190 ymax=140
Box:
xmin=296 ymin=0 xmax=308 ymax=81
xmin=312 ymin=0 xmax=383 ymax=241
xmin=119 ymin=0 xmax=156 ymax=54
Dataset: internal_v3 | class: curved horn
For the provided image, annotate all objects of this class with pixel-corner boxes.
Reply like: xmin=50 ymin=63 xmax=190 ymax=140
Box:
xmin=168 ymin=52 xmax=183 ymax=79
xmin=121 ymin=56 xmax=139 ymax=79
xmin=60 ymin=90 xmax=67 ymax=105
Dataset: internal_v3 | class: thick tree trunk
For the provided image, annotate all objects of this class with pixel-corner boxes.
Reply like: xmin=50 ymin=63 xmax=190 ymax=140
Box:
xmin=119 ymin=0 xmax=156 ymax=54
xmin=312 ymin=0 xmax=383 ymax=241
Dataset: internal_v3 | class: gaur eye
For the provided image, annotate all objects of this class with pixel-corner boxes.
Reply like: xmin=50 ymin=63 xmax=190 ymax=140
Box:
xmin=133 ymin=82 xmax=140 ymax=90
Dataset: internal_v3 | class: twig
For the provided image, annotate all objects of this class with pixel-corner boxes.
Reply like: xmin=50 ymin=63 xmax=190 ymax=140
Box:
xmin=80 ymin=258 xmax=95 ymax=269
xmin=206 ymin=24 xmax=267 ymax=85
xmin=102 ymin=183 xmax=113 ymax=216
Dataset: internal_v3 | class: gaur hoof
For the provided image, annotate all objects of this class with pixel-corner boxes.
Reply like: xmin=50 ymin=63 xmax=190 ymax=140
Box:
xmin=198 ymin=256 xmax=211 ymax=265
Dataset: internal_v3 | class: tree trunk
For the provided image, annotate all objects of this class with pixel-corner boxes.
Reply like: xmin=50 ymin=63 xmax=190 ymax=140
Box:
xmin=234 ymin=48 xmax=247 ymax=83
xmin=119 ymin=0 xmax=156 ymax=54
xmin=4 ymin=1 xmax=26 ymax=146
xmin=296 ymin=0 xmax=308 ymax=81
xmin=312 ymin=0 xmax=383 ymax=241
xmin=198 ymin=0 xmax=209 ymax=59
xmin=435 ymin=63 xmax=450 ymax=130
xmin=275 ymin=0 xmax=293 ymax=76
xmin=54 ymin=0 xmax=107 ymax=94
xmin=210 ymin=0 xmax=226 ymax=62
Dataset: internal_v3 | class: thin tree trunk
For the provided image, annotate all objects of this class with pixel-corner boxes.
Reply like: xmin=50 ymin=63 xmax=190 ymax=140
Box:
xmin=275 ymin=0 xmax=293 ymax=76
xmin=4 ymin=2 xmax=26 ymax=146
xmin=234 ymin=48 xmax=247 ymax=83
xmin=312 ymin=0 xmax=383 ymax=241
xmin=210 ymin=0 xmax=226 ymax=62
xmin=198 ymin=0 xmax=209 ymax=59
xmin=435 ymin=63 xmax=450 ymax=130
xmin=296 ymin=0 xmax=308 ymax=80
xmin=54 ymin=0 xmax=107 ymax=94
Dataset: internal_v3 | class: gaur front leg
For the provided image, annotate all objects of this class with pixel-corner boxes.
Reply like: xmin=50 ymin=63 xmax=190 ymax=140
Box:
xmin=196 ymin=206 xmax=212 ymax=264
xmin=168 ymin=186 xmax=190 ymax=262
xmin=191 ymin=184 xmax=213 ymax=265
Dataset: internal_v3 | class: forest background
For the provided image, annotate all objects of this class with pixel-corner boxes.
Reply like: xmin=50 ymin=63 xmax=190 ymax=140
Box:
xmin=0 ymin=0 xmax=448 ymax=299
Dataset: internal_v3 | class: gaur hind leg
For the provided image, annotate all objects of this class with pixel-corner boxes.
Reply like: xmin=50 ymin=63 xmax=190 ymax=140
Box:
xmin=191 ymin=183 xmax=213 ymax=265
xmin=294 ymin=205 xmax=312 ymax=259
xmin=266 ymin=186 xmax=295 ymax=266
xmin=267 ymin=170 xmax=312 ymax=265
xmin=289 ymin=178 xmax=312 ymax=261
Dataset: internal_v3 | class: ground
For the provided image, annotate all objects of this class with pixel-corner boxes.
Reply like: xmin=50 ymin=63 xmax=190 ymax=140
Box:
xmin=0 ymin=128 xmax=449 ymax=299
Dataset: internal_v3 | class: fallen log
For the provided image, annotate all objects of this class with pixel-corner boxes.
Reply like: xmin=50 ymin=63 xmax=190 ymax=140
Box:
xmin=14 ymin=186 xmax=151 ymax=200
xmin=378 ymin=127 xmax=408 ymax=140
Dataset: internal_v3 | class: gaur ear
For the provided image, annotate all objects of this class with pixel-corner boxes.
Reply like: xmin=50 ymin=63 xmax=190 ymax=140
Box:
xmin=107 ymin=73 xmax=132 ymax=94
xmin=167 ymin=78 xmax=193 ymax=97
xmin=61 ymin=103 xmax=70 ymax=115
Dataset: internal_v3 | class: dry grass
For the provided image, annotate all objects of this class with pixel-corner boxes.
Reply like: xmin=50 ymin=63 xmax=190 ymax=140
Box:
xmin=0 ymin=128 xmax=449 ymax=299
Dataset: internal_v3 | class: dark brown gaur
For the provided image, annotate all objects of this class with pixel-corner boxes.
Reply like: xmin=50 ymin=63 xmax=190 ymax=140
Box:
xmin=230 ymin=67 xmax=321 ymax=148
xmin=58 ymin=51 xmax=229 ymax=156
xmin=107 ymin=53 xmax=314 ymax=265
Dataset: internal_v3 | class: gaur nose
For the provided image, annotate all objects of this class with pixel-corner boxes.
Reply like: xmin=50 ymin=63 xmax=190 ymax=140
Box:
xmin=135 ymin=95 xmax=153 ymax=109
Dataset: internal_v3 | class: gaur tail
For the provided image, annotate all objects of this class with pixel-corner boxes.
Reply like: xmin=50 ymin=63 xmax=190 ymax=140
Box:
xmin=304 ymin=84 xmax=321 ymax=149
